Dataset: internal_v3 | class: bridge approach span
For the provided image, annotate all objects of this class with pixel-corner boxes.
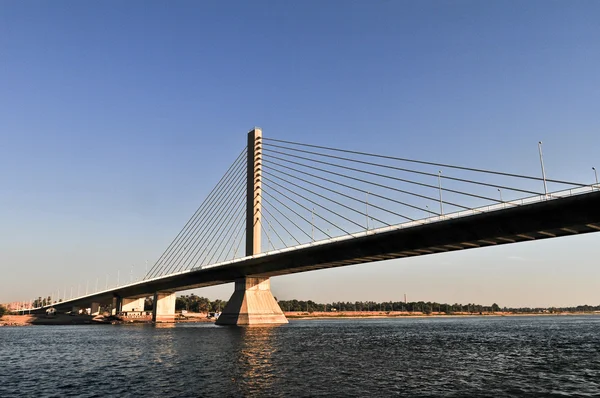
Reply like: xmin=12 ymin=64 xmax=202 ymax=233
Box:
xmin=45 ymin=189 xmax=600 ymax=312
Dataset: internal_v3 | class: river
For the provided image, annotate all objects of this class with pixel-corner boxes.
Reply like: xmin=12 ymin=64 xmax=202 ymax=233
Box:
xmin=1 ymin=316 xmax=599 ymax=397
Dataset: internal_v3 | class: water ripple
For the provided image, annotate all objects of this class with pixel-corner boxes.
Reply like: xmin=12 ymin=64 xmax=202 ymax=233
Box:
xmin=1 ymin=317 xmax=599 ymax=397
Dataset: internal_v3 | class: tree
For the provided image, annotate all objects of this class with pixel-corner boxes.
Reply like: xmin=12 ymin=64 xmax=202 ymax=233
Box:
xmin=0 ymin=304 xmax=8 ymax=317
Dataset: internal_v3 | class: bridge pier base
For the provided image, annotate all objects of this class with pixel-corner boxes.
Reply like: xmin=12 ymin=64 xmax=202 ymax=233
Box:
xmin=90 ymin=302 xmax=100 ymax=316
xmin=122 ymin=298 xmax=145 ymax=313
xmin=111 ymin=296 xmax=123 ymax=315
xmin=216 ymin=277 xmax=288 ymax=326
xmin=152 ymin=292 xmax=176 ymax=323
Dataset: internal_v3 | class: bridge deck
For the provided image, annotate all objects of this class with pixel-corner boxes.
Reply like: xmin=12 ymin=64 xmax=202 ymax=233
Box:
xmin=35 ymin=189 xmax=600 ymax=312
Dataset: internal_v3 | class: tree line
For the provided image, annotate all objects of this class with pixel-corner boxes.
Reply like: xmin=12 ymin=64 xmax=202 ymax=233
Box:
xmin=19 ymin=295 xmax=600 ymax=315
xmin=276 ymin=300 xmax=600 ymax=314
xmin=175 ymin=294 xmax=227 ymax=313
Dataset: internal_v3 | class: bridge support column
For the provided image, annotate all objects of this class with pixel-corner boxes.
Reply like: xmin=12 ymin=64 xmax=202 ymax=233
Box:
xmin=216 ymin=277 xmax=288 ymax=325
xmin=152 ymin=292 xmax=176 ymax=323
xmin=90 ymin=302 xmax=100 ymax=316
xmin=122 ymin=298 xmax=145 ymax=313
xmin=111 ymin=296 xmax=123 ymax=316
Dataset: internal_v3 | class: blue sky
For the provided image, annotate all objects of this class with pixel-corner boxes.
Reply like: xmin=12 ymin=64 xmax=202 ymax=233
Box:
xmin=1 ymin=1 xmax=599 ymax=306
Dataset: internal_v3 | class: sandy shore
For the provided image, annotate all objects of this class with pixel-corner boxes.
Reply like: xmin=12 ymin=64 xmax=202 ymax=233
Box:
xmin=284 ymin=311 xmax=599 ymax=320
xmin=0 ymin=312 xmax=215 ymax=326
xmin=0 ymin=314 xmax=103 ymax=326
xmin=2 ymin=311 xmax=597 ymax=326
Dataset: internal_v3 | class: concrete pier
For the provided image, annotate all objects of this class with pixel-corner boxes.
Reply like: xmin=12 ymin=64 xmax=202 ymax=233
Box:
xmin=111 ymin=296 xmax=123 ymax=315
xmin=122 ymin=298 xmax=145 ymax=312
xmin=215 ymin=129 xmax=286 ymax=325
xmin=216 ymin=277 xmax=288 ymax=325
xmin=152 ymin=292 xmax=176 ymax=322
xmin=90 ymin=302 xmax=100 ymax=316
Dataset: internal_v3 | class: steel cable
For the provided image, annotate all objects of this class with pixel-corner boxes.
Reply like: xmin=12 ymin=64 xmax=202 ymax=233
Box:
xmin=263 ymin=138 xmax=588 ymax=188
xmin=262 ymin=180 xmax=345 ymax=237
xmin=161 ymin=167 xmax=247 ymax=277
xmin=263 ymin=163 xmax=404 ymax=224
xmin=145 ymin=148 xmax=246 ymax=279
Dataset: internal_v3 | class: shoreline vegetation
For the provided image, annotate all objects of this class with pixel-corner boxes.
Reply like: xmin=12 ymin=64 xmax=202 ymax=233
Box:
xmin=284 ymin=311 xmax=600 ymax=319
xmin=2 ymin=299 xmax=599 ymax=327
xmin=1 ymin=310 xmax=599 ymax=327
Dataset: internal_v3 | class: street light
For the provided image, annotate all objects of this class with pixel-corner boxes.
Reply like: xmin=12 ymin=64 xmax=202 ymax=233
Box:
xmin=593 ymin=167 xmax=598 ymax=189
xmin=311 ymin=208 xmax=315 ymax=241
xmin=437 ymin=171 xmax=444 ymax=217
xmin=365 ymin=192 xmax=369 ymax=231
xmin=538 ymin=141 xmax=548 ymax=198
xmin=498 ymin=188 xmax=504 ymax=208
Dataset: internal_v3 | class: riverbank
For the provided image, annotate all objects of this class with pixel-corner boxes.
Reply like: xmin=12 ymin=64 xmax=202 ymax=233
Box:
xmin=0 ymin=314 xmax=104 ymax=326
xmin=284 ymin=310 xmax=600 ymax=319
xmin=0 ymin=312 xmax=215 ymax=326
xmin=3 ymin=311 xmax=598 ymax=326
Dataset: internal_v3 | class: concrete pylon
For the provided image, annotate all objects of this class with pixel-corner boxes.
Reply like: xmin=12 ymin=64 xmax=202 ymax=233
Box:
xmin=90 ymin=302 xmax=100 ymax=316
xmin=122 ymin=298 xmax=145 ymax=312
xmin=216 ymin=128 xmax=287 ymax=326
xmin=111 ymin=296 xmax=123 ymax=316
xmin=216 ymin=277 xmax=288 ymax=325
xmin=152 ymin=292 xmax=176 ymax=323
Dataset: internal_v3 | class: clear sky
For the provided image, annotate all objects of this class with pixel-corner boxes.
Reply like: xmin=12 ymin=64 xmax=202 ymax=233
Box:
xmin=1 ymin=1 xmax=599 ymax=307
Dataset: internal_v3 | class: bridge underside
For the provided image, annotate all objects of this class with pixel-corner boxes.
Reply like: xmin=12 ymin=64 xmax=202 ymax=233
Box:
xmin=41 ymin=191 xmax=600 ymax=313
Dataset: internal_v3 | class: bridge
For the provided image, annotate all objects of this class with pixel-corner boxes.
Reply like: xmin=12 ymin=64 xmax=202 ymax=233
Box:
xmin=13 ymin=128 xmax=600 ymax=324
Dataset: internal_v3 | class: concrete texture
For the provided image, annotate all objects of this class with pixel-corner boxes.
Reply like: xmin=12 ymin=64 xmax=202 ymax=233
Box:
xmin=111 ymin=296 xmax=122 ymax=316
xmin=152 ymin=292 xmax=176 ymax=322
xmin=122 ymin=298 xmax=145 ymax=312
xmin=216 ymin=277 xmax=288 ymax=325
xmin=90 ymin=302 xmax=100 ymax=315
xmin=246 ymin=128 xmax=262 ymax=256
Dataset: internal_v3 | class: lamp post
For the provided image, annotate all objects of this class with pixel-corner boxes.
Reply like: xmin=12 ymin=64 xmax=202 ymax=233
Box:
xmin=498 ymin=188 xmax=504 ymax=208
xmin=538 ymin=141 xmax=548 ymax=198
xmin=437 ymin=171 xmax=444 ymax=217
xmin=593 ymin=167 xmax=598 ymax=189
xmin=365 ymin=192 xmax=369 ymax=231
xmin=311 ymin=208 xmax=315 ymax=241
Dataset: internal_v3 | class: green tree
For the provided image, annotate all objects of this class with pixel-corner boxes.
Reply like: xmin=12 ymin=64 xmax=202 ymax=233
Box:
xmin=0 ymin=304 xmax=7 ymax=317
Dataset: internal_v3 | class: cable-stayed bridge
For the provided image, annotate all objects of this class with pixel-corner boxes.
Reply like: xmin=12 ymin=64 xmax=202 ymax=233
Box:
xmin=15 ymin=128 xmax=600 ymax=324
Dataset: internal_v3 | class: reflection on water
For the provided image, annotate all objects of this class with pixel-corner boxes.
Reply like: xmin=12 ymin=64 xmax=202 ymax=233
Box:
xmin=1 ymin=316 xmax=599 ymax=397
xmin=154 ymin=323 xmax=176 ymax=329
xmin=236 ymin=327 xmax=276 ymax=395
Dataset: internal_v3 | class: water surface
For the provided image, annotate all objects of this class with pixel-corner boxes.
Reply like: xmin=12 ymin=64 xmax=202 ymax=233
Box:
xmin=1 ymin=316 xmax=599 ymax=397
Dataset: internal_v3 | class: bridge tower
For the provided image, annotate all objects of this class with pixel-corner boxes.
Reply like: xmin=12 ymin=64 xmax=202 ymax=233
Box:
xmin=216 ymin=128 xmax=289 ymax=325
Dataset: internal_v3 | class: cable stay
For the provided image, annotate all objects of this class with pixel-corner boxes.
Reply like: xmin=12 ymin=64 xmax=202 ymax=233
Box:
xmin=263 ymin=138 xmax=589 ymax=188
